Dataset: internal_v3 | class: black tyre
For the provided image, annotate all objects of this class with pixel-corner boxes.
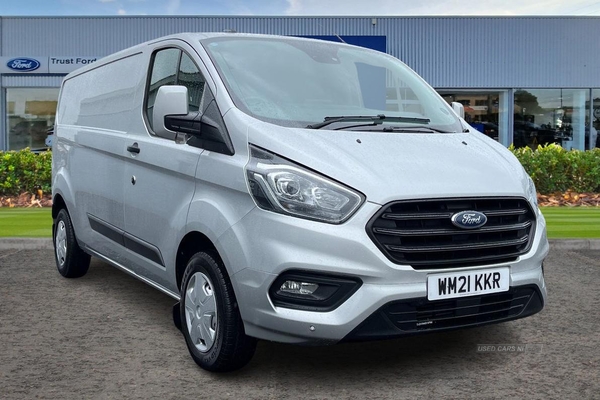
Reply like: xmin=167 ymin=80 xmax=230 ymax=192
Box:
xmin=53 ymin=208 xmax=91 ymax=278
xmin=180 ymin=251 xmax=257 ymax=372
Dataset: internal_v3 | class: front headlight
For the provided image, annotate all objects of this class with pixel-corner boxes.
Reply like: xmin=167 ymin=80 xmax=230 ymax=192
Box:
xmin=245 ymin=145 xmax=365 ymax=224
xmin=526 ymin=176 xmax=538 ymax=209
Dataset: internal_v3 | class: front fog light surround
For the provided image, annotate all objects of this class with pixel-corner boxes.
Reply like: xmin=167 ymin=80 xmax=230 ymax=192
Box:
xmin=246 ymin=145 xmax=365 ymax=224
xmin=269 ymin=271 xmax=362 ymax=311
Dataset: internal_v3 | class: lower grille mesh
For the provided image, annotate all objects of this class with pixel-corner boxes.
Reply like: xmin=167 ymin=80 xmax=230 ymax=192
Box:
xmin=384 ymin=286 xmax=537 ymax=332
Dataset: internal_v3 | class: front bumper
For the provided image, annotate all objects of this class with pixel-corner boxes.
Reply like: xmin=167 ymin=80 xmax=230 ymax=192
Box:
xmin=343 ymin=284 xmax=544 ymax=342
xmin=220 ymin=204 xmax=548 ymax=344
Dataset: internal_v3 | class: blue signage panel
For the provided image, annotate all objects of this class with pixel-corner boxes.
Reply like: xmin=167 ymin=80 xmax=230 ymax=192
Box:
xmin=300 ymin=36 xmax=387 ymax=53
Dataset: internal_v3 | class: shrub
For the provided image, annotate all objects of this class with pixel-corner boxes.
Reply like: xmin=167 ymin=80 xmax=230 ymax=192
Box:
xmin=0 ymin=149 xmax=52 ymax=196
xmin=511 ymin=144 xmax=600 ymax=194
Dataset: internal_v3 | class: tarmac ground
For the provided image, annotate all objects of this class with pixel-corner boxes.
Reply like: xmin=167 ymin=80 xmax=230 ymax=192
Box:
xmin=1 ymin=247 xmax=599 ymax=399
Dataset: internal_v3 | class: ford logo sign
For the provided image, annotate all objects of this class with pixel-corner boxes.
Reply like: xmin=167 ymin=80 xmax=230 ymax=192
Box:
xmin=6 ymin=58 xmax=41 ymax=72
xmin=451 ymin=210 xmax=488 ymax=229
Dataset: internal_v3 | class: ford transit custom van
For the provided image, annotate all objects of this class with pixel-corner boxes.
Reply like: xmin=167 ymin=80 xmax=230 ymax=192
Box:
xmin=52 ymin=33 xmax=547 ymax=372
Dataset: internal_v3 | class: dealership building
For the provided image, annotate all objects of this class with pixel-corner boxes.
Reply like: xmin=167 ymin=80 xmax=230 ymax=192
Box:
xmin=0 ymin=15 xmax=599 ymax=151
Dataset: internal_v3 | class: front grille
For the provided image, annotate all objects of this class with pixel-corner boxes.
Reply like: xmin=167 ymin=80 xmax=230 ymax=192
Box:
xmin=384 ymin=286 xmax=539 ymax=333
xmin=367 ymin=197 xmax=536 ymax=269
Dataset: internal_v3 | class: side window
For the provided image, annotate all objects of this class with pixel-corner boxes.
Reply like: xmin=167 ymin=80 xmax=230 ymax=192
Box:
xmin=146 ymin=48 xmax=181 ymax=131
xmin=178 ymin=53 xmax=205 ymax=112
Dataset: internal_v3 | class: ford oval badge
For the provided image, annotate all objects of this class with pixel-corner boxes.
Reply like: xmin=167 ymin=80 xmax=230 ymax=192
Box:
xmin=6 ymin=58 xmax=40 ymax=72
xmin=451 ymin=210 xmax=487 ymax=229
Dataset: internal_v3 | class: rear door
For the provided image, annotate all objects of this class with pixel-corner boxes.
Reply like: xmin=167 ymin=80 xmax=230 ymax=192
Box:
xmin=122 ymin=42 xmax=209 ymax=290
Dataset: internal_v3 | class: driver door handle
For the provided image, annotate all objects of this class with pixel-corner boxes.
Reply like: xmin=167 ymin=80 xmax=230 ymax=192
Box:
xmin=127 ymin=143 xmax=140 ymax=154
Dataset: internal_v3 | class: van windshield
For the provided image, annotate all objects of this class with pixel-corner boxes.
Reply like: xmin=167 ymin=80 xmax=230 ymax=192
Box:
xmin=201 ymin=36 xmax=462 ymax=132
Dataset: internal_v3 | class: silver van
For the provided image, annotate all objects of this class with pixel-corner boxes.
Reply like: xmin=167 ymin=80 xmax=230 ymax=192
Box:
xmin=52 ymin=33 xmax=548 ymax=372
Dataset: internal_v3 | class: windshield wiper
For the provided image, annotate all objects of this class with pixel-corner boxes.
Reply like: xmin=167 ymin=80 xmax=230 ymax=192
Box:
xmin=306 ymin=114 xmax=431 ymax=130
xmin=381 ymin=125 xmax=454 ymax=133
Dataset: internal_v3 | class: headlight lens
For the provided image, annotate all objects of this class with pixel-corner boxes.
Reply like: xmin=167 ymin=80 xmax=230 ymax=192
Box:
xmin=527 ymin=176 xmax=538 ymax=209
xmin=246 ymin=145 xmax=364 ymax=224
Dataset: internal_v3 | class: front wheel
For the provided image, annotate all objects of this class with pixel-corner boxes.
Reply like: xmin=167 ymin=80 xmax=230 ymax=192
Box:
xmin=53 ymin=208 xmax=91 ymax=278
xmin=180 ymin=251 xmax=257 ymax=372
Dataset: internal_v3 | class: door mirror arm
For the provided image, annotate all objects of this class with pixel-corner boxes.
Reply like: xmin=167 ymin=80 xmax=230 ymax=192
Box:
xmin=164 ymin=112 xmax=201 ymax=136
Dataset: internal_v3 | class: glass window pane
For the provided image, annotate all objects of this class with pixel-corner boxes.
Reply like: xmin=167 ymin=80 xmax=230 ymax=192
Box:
xmin=591 ymin=89 xmax=599 ymax=150
xmin=204 ymin=38 xmax=462 ymax=132
xmin=178 ymin=53 xmax=205 ymax=112
xmin=146 ymin=48 xmax=180 ymax=130
xmin=514 ymin=89 xmax=589 ymax=150
xmin=7 ymin=88 xmax=59 ymax=151
xmin=439 ymin=91 xmax=507 ymax=144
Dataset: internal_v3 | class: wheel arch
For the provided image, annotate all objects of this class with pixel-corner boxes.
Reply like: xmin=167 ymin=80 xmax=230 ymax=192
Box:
xmin=175 ymin=231 xmax=221 ymax=291
xmin=52 ymin=192 xmax=67 ymax=220
xmin=51 ymin=169 xmax=76 ymax=220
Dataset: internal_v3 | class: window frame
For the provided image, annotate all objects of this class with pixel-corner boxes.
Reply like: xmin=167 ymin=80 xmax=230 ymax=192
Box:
xmin=143 ymin=45 xmax=207 ymax=138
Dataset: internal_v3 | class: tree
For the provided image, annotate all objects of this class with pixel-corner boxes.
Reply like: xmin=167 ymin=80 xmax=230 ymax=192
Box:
xmin=514 ymin=90 xmax=543 ymax=117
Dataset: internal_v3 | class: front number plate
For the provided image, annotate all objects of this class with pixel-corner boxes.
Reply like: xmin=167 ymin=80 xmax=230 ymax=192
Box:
xmin=427 ymin=267 xmax=510 ymax=301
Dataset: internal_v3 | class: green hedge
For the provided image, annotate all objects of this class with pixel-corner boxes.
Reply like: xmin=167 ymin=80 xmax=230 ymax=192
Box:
xmin=0 ymin=149 xmax=52 ymax=196
xmin=511 ymin=144 xmax=600 ymax=194
xmin=1 ymin=145 xmax=600 ymax=197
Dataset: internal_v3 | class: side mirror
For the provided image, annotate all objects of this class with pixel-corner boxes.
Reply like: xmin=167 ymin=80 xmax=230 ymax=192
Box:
xmin=451 ymin=102 xmax=465 ymax=119
xmin=153 ymin=85 xmax=189 ymax=139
